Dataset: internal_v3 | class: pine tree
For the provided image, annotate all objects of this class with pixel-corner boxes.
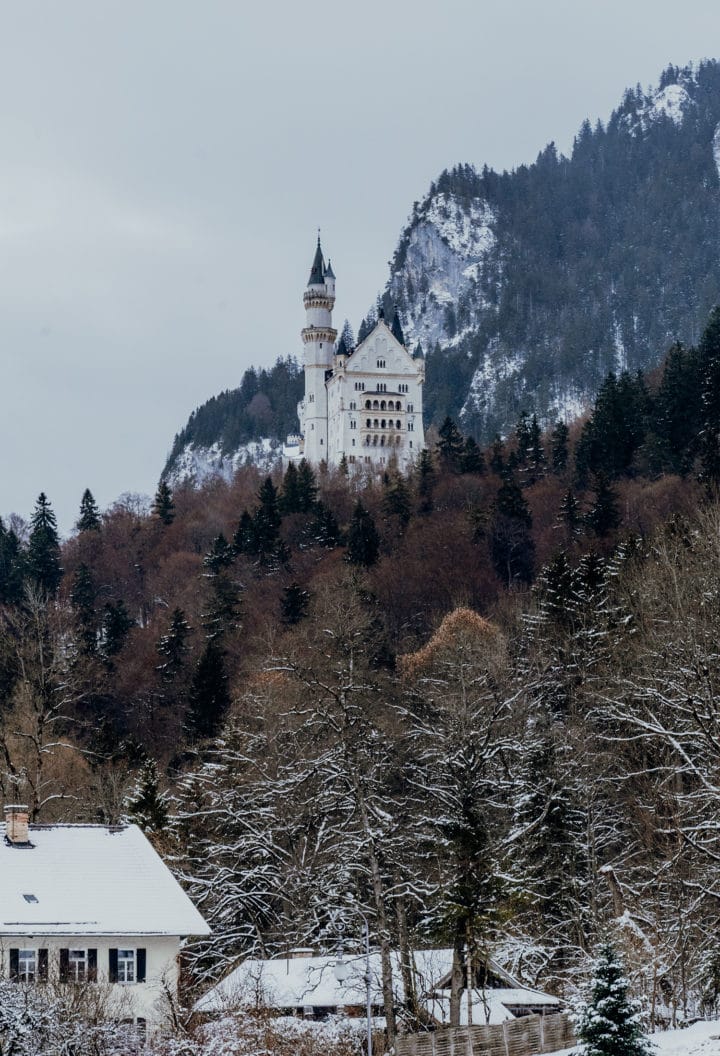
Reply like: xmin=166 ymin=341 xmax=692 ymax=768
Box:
xmin=185 ymin=641 xmax=231 ymax=740
xmin=296 ymin=460 xmax=318 ymax=512
xmin=280 ymin=462 xmax=302 ymax=514
xmin=698 ymin=306 xmax=720 ymax=487
xmin=26 ymin=493 xmax=62 ymax=595
xmin=152 ymin=480 xmax=175 ymax=525
xmin=515 ymin=411 xmax=532 ymax=466
xmin=233 ymin=511 xmax=257 ymax=556
xmin=203 ymin=533 xmax=234 ymax=574
xmin=70 ymin=563 xmax=97 ymax=655
xmin=346 ymin=502 xmax=380 ymax=567
xmin=578 ymin=943 xmax=651 ymax=1056
xmin=125 ymin=758 xmax=169 ymax=832
xmin=526 ymin=414 xmax=546 ymax=484
xmin=559 ymin=488 xmax=583 ymax=538
xmin=490 ymin=436 xmax=505 ymax=475
xmin=76 ymin=488 xmax=101 ymax=532
xmin=438 ymin=417 xmax=465 ymax=472
xmin=416 ymin=449 xmax=435 ymax=514
xmin=253 ymin=477 xmax=282 ymax=558
xmin=0 ymin=519 xmax=25 ymax=605
xmin=460 ymin=436 xmax=485 ymax=474
xmin=281 ymin=583 xmax=310 ymax=625
xmin=308 ymin=501 xmax=342 ymax=548
xmin=551 ymin=420 xmax=570 ymax=475
xmin=100 ymin=600 xmax=134 ymax=660
xmin=156 ymin=607 xmax=191 ymax=682
xmin=490 ymin=472 xmax=535 ymax=585
xmin=383 ymin=472 xmax=412 ymax=528
xmin=586 ymin=473 xmax=621 ymax=537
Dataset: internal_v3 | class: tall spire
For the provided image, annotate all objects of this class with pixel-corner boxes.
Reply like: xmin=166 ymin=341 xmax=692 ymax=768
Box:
xmin=308 ymin=235 xmax=325 ymax=285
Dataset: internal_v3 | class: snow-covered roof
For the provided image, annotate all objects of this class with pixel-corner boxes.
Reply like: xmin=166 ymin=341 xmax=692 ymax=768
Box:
xmin=426 ymin=988 xmax=562 ymax=1026
xmin=0 ymin=823 xmax=210 ymax=937
xmin=193 ymin=949 xmax=559 ymax=1024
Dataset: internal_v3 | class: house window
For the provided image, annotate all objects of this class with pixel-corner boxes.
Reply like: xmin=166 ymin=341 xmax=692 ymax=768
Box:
xmin=350 ymin=421 xmax=356 ymax=429
xmin=407 ymin=402 xmax=413 ymax=412
xmin=354 ymin=382 xmax=365 ymax=391
xmin=377 ymin=358 xmax=386 ymax=368
xmin=117 ymin=949 xmax=136 ymax=984
xmin=378 ymin=383 xmax=387 ymax=392
xmin=18 ymin=949 xmax=37 ymax=982
xmin=399 ymin=384 xmax=408 ymax=393
xmin=410 ymin=441 xmax=413 ymax=448
xmin=350 ymin=401 xmax=356 ymax=410
xmin=352 ymin=438 xmax=356 ymax=446
xmin=309 ymin=393 xmax=314 ymax=402
xmin=69 ymin=949 xmax=88 ymax=983
xmin=408 ymin=422 xmax=414 ymax=431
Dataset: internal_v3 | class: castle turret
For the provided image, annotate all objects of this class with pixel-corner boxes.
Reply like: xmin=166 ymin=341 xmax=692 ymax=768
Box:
xmin=301 ymin=236 xmax=337 ymax=463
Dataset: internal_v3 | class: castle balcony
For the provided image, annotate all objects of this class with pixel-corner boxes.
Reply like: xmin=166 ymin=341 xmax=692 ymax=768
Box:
xmin=303 ymin=290 xmax=335 ymax=310
xmin=301 ymin=326 xmax=337 ymax=344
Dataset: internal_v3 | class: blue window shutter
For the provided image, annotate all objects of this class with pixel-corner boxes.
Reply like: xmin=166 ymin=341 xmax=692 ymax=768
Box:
xmin=9 ymin=949 xmax=18 ymax=980
xmin=136 ymin=949 xmax=146 ymax=983
xmin=59 ymin=948 xmax=70 ymax=982
xmin=108 ymin=949 xmax=118 ymax=983
xmin=38 ymin=949 xmax=48 ymax=982
xmin=88 ymin=949 xmax=97 ymax=981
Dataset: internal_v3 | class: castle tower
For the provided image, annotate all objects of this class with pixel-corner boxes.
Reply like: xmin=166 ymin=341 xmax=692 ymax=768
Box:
xmin=301 ymin=237 xmax=336 ymax=463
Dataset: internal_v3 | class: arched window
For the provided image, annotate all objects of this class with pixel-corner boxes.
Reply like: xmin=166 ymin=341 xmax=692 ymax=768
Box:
xmin=380 ymin=400 xmax=386 ymax=411
xmin=373 ymin=435 xmax=378 ymax=445
xmin=366 ymin=419 xmax=371 ymax=428
xmin=380 ymin=436 xmax=386 ymax=446
xmin=381 ymin=419 xmax=386 ymax=428
xmin=374 ymin=419 xmax=379 ymax=428
xmin=365 ymin=400 xmax=371 ymax=409
xmin=396 ymin=420 xmax=401 ymax=429
xmin=396 ymin=401 xmax=401 ymax=410
xmin=373 ymin=400 xmax=379 ymax=410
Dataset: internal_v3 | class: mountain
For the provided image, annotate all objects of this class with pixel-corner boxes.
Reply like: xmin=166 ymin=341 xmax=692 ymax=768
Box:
xmin=165 ymin=60 xmax=720 ymax=483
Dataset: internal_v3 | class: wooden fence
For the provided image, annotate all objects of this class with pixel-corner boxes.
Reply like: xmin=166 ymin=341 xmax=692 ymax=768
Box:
xmin=395 ymin=1012 xmax=576 ymax=1056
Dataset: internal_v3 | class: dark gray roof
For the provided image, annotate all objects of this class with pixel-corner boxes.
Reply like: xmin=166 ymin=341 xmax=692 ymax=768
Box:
xmin=325 ymin=258 xmax=336 ymax=280
xmin=391 ymin=308 xmax=405 ymax=347
xmin=308 ymin=237 xmax=325 ymax=285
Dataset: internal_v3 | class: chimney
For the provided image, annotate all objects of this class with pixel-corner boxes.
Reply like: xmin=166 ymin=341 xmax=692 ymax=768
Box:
xmin=4 ymin=805 xmax=30 ymax=845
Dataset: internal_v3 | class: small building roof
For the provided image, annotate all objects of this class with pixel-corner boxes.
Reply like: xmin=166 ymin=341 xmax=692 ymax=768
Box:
xmin=0 ymin=822 xmax=210 ymax=937
xmin=391 ymin=308 xmax=405 ymax=347
xmin=325 ymin=259 xmax=336 ymax=280
xmin=193 ymin=948 xmax=560 ymax=1023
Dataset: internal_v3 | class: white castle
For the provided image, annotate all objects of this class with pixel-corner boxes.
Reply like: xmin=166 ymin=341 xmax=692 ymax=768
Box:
xmin=286 ymin=237 xmax=425 ymax=471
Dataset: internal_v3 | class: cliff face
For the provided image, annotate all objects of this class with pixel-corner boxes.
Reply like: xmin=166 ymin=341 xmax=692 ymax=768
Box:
xmin=165 ymin=62 xmax=720 ymax=484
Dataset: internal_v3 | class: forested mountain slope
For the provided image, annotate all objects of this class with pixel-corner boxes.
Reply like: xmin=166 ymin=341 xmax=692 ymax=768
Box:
xmin=165 ymin=60 xmax=720 ymax=484
xmin=4 ymin=307 xmax=720 ymax=1031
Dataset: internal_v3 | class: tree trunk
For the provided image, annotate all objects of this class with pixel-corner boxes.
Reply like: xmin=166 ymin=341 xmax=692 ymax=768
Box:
xmin=449 ymin=923 xmax=465 ymax=1028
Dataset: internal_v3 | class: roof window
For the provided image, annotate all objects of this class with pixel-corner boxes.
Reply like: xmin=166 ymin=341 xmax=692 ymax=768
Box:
xmin=23 ymin=894 xmax=38 ymax=903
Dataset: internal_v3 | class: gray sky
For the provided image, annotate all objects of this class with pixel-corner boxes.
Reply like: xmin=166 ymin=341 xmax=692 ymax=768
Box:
xmin=0 ymin=0 xmax=717 ymax=532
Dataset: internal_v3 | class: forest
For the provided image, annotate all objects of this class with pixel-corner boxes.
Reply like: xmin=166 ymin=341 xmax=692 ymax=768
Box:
xmin=3 ymin=309 xmax=720 ymax=1047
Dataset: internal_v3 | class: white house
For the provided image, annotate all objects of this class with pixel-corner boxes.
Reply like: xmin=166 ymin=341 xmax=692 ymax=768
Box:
xmin=193 ymin=946 xmax=561 ymax=1025
xmin=0 ymin=805 xmax=209 ymax=1034
xmin=289 ymin=238 xmax=426 ymax=473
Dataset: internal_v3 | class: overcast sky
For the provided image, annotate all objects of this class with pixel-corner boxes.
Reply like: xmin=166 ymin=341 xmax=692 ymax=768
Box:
xmin=0 ymin=0 xmax=717 ymax=532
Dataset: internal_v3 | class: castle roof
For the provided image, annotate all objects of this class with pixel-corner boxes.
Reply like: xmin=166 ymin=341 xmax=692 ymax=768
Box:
xmin=324 ymin=258 xmax=335 ymax=280
xmin=308 ymin=238 xmax=326 ymax=285
xmin=391 ymin=308 xmax=406 ymax=346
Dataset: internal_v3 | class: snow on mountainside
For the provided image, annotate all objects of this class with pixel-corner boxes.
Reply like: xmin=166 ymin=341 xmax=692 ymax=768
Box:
xmin=166 ymin=438 xmax=283 ymax=488
xmin=164 ymin=61 xmax=720 ymax=485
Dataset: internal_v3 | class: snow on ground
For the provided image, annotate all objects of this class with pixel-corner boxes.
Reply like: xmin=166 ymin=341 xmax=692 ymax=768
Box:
xmin=650 ymin=84 xmax=690 ymax=124
xmin=166 ymin=438 xmax=282 ymax=487
xmin=557 ymin=1021 xmax=720 ymax=1056
xmin=425 ymin=194 xmax=496 ymax=259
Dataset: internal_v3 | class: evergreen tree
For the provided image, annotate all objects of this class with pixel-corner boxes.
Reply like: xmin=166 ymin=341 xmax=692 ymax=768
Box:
xmin=559 ymin=488 xmax=583 ymax=538
xmin=578 ymin=944 xmax=651 ymax=1056
xmin=203 ymin=533 xmax=234 ymax=574
xmin=438 ymin=416 xmax=465 ymax=472
xmin=233 ymin=511 xmax=257 ymax=556
xmin=70 ymin=563 xmax=97 ymax=655
xmin=279 ymin=462 xmax=302 ymax=514
xmin=698 ymin=307 xmax=720 ymax=487
xmin=551 ymin=420 xmax=570 ymax=475
xmin=339 ymin=453 xmax=349 ymax=476
xmin=296 ymin=460 xmax=318 ymax=512
xmin=100 ymin=600 xmax=134 ymax=661
xmin=26 ymin=493 xmax=62 ymax=595
xmin=125 ymin=758 xmax=169 ymax=832
xmin=152 ymin=480 xmax=175 ymax=525
xmin=253 ymin=477 xmax=282 ymax=558
xmin=346 ymin=502 xmax=380 ymax=567
xmin=0 ymin=519 xmax=25 ymax=605
xmin=281 ymin=583 xmax=310 ymax=626
xmin=515 ymin=411 xmax=532 ymax=466
xmin=586 ymin=473 xmax=621 ymax=537
xmin=416 ymin=449 xmax=435 ymax=514
xmin=490 ymin=436 xmax=505 ymax=475
xmin=490 ymin=472 xmax=535 ymax=585
xmin=383 ymin=472 xmax=412 ymax=528
xmin=460 ymin=436 xmax=485 ymax=474
xmin=185 ymin=641 xmax=231 ymax=740
xmin=526 ymin=414 xmax=547 ymax=484
xmin=76 ymin=488 xmax=101 ymax=532
xmin=156 ymin=607 xmax=191 ymax=682
xmin=308 ymin=501 xmax=342 ymax=548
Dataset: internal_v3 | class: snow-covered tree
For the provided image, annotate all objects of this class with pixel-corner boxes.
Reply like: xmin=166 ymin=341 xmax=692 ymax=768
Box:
xmin=577 ymin=943 xmax=651 ymax=1056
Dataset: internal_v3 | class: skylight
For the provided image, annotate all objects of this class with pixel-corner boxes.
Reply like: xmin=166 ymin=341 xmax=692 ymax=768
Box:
xmin=22 ymin=894 xmax=38 ymax=904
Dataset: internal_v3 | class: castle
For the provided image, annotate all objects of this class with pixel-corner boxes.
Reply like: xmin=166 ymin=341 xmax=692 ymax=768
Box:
xmin=286 ymin=237 xmax=425 ymax=471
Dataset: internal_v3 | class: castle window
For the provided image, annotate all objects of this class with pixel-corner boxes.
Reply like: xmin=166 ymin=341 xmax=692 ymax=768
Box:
xmin=309 ymin=393 xmax=314 ymax=402
xmin=381 ymin=420 xmax=386 ymax=428
xmin=349 ymin=455 xmax=356 ymax=463
xmin=374 ymin=419 xmax=379 ymax=428
xmin=409 ymin=441 xmax=413 ymax=449
xmin=350 ymin=421 xmax=356 ymax=429
xmin=408 ymin=422 xmax=414 ymax=432
xmin=377 ymin=359 xmax=386 ymax=368
xmin=396 ymin=435 xmax=401 ymax=445
xmin=365 ymin=400 xmax=371 ymax=409
xmin=399 ymin=384 xmax=408 ymax=394
xmin=350 ymin=401 xmax=356 ymax=410
xmin=380 ymin=400 xmax=386 ymax=410
xmin=396 ymin=420 xmax=401 ymax=429
xmin=380 ymin=436 xmax=386 ymax=446
xmin=352 ymin=439 xmax=356 ymax=446
xmin=407 ymin=402 xmax=414 ymax=412
xmin=365 ymin=436 xmax=370 ymax=445
xmin=378 ymin=383 xmax=387 ymax=393
xmin=372 ymin=400 xmax=379 ymax=409
xmin=396 ymin=400 xmax=402 ymax=410
xmin=355 ymin=382 xmax=365 ymax=391
xmin=373 ymin=436 xmax=378 ymax=446
xmin=320 ymin=438 xmax=324 ymax=445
